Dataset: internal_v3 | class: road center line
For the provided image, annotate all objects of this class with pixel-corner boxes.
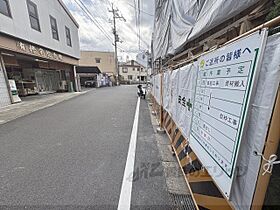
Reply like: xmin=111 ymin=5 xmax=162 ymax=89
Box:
xmin=117 ymin=97 xmax=140 ymax=210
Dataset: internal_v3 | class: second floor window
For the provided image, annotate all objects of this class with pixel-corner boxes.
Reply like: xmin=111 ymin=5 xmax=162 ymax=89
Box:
xmin=65 ymin=26 xmax=72 ymax=47
xmin=122 ymin=67 xmax=128 ymax=73
xmin=50 ymin=15 xmax=59 ymax=40
xmin=95 ymin=58 xmax=101 ymax=63
xmin=0 ymin=0 xmax=11 ymax=17
xmin=27 ymin=0 xmax=41 ymax=32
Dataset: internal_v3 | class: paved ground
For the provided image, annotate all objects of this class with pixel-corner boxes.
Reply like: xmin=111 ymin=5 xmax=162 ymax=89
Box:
xmin=0 ymin=86 xmax=173 ymax=209
xmin=0 ymin=91 xmax=89 ymax=125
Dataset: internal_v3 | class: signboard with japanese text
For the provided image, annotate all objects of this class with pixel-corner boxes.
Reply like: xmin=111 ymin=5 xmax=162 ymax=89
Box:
xmin=189 ymin=30 xmax=268 ymax=199
xmin=16 ymin=41 xmax=63 ymax=61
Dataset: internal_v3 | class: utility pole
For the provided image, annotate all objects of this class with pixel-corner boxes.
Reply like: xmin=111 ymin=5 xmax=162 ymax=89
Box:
xmin=109 ymin=4 xmax=126 ymax=86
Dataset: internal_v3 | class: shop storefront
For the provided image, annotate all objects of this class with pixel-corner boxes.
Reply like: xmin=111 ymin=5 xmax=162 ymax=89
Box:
xmin=0 ymin=34 xmax=79 ymax=106
xmin=3 ymin=52 xmax=74 ymax=96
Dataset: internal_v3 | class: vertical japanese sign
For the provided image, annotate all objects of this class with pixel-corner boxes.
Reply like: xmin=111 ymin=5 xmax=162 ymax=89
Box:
xmin=189 ymin=30 xmax=268 ymax=199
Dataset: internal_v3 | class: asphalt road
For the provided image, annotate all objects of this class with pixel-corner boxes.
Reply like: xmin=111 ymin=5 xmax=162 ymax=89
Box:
xmin=0 ymin=86 xmax=171 ymax=209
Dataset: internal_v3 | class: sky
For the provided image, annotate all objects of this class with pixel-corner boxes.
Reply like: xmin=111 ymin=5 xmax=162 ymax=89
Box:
xmin=62 ymin=0 xmax=155 ymax=61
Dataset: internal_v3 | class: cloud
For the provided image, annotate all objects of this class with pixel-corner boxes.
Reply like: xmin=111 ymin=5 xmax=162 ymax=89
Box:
xmin=62 ymin=0 xmax=154 ymax=59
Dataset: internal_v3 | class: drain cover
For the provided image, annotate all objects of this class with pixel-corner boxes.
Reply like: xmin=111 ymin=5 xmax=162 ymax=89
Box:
xmin=169 ymin=193 xmax=197 ymax=210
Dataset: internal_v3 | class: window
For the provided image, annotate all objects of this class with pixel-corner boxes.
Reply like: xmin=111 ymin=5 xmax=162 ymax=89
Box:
xmin=27 ymin=0 xmax=40 ymax=31
xmin=122 ymin=67 xmax=128 ymax=73
xmin=65 ymin=26 xmax=72 ymax=47
xmin=128 ymin=75 xmax=133 ymax=80
xmin=132 ymin=68 xmax=135 ymax=71
xmin=50 ymin=15 xmax=59 ymax=40
xmin=0 ymin=0 xmax=11 ymax=17
xmin=95 ymin=58 xmax=101 ymax=63
xmin=141 ymin=68 xmax=143 ymax=72
xmin=137 ymin=68 xmax=140 ymax=71
xmin=141 ymin=76 xmax=146 ymax=81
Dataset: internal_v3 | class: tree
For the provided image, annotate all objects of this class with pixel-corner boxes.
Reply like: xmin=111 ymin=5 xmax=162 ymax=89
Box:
xmin=266 ymin=0 xmax=280 ymax=21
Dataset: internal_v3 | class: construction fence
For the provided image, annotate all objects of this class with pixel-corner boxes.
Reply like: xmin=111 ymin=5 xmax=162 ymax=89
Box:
xmin=150 ymin=29 xmax=280 ymax=210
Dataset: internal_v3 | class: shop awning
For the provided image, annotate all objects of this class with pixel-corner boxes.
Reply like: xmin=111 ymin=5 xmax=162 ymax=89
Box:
xmin=76 ymin=66 xmax=101 ymax=74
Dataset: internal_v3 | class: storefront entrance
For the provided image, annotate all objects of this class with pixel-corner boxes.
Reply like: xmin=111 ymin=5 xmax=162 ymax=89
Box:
xmin=2 ymin=53 xmax=74 ymax=96
xmin=35 ymin=70 xmax=59 ymax=93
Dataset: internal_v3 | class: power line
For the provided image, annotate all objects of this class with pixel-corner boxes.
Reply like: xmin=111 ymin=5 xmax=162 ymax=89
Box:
xmin=73 ymin=0 xmax=114 ymax=44
xmin=74 ymin=0 xmax=149 ymax=54
xmin=127 ymin=2 xmax=154 ymax=16
xmin=75 ymin=0 xmax=133 ymax=51
xmin=76 ymin=0 xmax=113 ymax=41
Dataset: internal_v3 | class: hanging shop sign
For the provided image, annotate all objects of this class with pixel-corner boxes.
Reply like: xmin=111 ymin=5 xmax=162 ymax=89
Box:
xmin=16 ymin=41 xmax=63 ymax=61
xmin=189 ymin=29 xmax=268 ymax=199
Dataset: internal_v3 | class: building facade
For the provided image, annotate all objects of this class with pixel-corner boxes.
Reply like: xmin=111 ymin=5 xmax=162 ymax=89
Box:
xmin=0 ymin=0 xmax=80 ymax=108
xmin=79 ymin=51 xmax=115 ymax=76
xmin=119 ymin=60 xmax=147 ymax=84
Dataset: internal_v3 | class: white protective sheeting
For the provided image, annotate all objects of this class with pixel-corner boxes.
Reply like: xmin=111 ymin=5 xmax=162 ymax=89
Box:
xmin=154 ymin=74 xmax=161 ymax=104
xmin=163 ymin=71 xmax=171 ymax=112
xmin=230 ymin=33 xmax=280 ymax=210
xmin=169 ymin=69 xmax=180 ymax=121
xmin=174 ymin=63 xmax=197 ymax=139
xmin=152 ymin=0 xmax=259 ymax=60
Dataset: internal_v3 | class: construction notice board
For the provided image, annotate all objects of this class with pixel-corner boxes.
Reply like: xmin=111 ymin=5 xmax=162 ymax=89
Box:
xmin=189 ymin=30 xmax=268 ymax=199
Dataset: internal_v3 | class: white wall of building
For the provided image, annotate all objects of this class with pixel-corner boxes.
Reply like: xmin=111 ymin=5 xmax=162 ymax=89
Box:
xmin=120 ymin=60 xmax=147 ymax=82
xmin=0 ymin=63 xmax=11 ymax=108
xmin=0 ymin=0 xmax=80 ymax=59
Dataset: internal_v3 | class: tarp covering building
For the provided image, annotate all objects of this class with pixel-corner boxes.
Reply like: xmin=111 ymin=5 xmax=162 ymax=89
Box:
xmin=152 ymin=0 xmax=260 ymax=60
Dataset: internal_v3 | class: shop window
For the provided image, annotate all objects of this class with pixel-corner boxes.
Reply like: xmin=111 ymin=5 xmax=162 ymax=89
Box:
xmin=27 ymin=0 xmax=41 ymax=32
xmin=50 ymin=15 xmax=59 ymax=41
xmin=0 ymin=0 xmax=11 ymax=17
xmin=65 ymin=26 xmax=72 ymax=47
xmin=95 ymin=58 xmax=101 ymax=63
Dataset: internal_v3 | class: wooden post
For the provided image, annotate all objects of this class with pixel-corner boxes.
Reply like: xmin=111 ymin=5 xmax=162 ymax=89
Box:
xmin=251 ymin=89 xmax=280 ymax=209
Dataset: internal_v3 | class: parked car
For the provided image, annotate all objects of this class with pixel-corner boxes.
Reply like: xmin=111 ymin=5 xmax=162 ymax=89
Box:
xmin=84 ymin=80 xmax=96 ymax=88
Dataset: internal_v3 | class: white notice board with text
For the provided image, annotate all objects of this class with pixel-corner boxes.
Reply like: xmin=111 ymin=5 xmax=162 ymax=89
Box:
xmin=189 ymin=29 xmax=268 ymax=199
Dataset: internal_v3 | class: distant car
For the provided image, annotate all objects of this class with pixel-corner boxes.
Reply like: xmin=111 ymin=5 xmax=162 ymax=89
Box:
xmin=84 ymin=80 xmax=96 ymax=88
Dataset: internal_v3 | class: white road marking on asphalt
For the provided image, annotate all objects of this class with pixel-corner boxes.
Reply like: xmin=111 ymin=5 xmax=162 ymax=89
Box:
xmin=117 ymin=97 xmax=140 ymax=210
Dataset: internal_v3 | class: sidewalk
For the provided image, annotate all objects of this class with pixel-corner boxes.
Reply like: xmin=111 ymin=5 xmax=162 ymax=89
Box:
xmin=147 ymin=98 xmax=197 ymax=209
xmin=0 ymin=90 xmax=91 ymax=125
